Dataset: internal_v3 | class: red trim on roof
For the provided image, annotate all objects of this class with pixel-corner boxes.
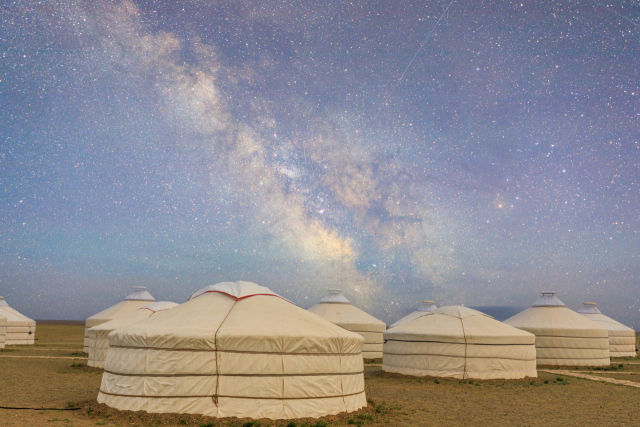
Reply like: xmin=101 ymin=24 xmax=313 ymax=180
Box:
xmin=188 ymin=290 xmax=295 ymax=305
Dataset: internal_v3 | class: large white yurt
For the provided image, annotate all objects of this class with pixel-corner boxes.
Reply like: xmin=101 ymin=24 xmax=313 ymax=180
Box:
xmin=390 ymin=300 xmax=437 ymax=328
xmin=98 ymin=281 xmax=366 ymax=420
xmin=504 ymin=292 xmax=610 ymax=366
xmin=87 ymin=301 xmax=178 ymax=368
xmin=0 ymin=296 xmax=36 ymax=345
xmin=383 ymin=306 xmax=537 ymax=379
xmin=83 ymin=286 xmax=155 ymax=353
xmin=308 ymin=289 xmax=386 ymax=359
xmin=0 ymin=313 xmax=6 ymax=349
xmin=578 ymin=302 xmax=636 ymax=358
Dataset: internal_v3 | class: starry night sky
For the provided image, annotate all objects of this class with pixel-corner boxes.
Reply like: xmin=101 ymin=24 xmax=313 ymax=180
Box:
xmin=1 ymin=0 xmax=639 ymax=328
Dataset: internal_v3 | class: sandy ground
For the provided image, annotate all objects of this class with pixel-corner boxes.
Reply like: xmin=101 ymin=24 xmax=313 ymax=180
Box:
xmin=1 ymin=325 xmax=639 ymax=427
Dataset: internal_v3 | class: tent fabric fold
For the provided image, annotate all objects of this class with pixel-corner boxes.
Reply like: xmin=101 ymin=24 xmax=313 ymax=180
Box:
xmin=88 ymin=301 xmax=178 ymax=368
xmin=504 ymin=292 xmax=610 ymax=366
xmin=383 ymin=306 xmax=537 ymax=379
xmin=98 ymin=281 xmax=366 ymax=420
xmin=308 ymin=289 xmax=386 ymax=359
xmin=83 ymin=286 xmax=155 ymax=353
xmin=0 ymin=296 xmax=36 ymax=345
xmin=577 ymin=303 xmax=636 ymax=358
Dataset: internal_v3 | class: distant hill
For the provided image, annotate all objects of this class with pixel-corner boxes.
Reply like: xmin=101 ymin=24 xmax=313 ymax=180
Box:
xmin=468 ymin=306 xmax=525 ymax=321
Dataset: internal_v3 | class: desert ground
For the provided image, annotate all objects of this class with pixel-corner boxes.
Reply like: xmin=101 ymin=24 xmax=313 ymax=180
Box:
xmin=1 ymin=324 xmax=639 ymax=427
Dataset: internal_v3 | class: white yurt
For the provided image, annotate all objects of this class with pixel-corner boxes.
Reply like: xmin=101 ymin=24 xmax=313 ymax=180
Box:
xmin=504 ymin=292 xmax=610 ymax=366
xmin=0 ymin=296 xmax=36 ymax=345
xmin=87 ymin=301 xmax=178 ymax=368
xmin=578 ymin=302 xmax=636 ymax=358
xmin=0 ymin=313 xmax=6 ymax=349
xmin=98 ymin=281 xmax=366 ymax=420
xmin=83 ymin=286 xmax=155 ymax=353
xmin=308 ymin=289 xmax=386 ymax=359
xmin=390 ymin=300 xmax=437 ymax=328
xmin=383 ymin=306 xmax=537 ymax=379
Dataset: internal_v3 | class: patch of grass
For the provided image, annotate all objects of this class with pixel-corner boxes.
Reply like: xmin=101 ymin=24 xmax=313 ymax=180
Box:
xmin=285 ymin=422 xmax=298 ymax=427
xmin=313 ymin=422 xmax=329 ymax=427
xmin=66 ymin=401 xmax=76 ymax=408
xmin=433 ymin=379 xmax=440 ymax=384
xmin=544 ymin=380 xmax=549 ymax=384
xmin=242 ymin=421 xmax=260 ymax=427
xmin=86 ymin=408 xmax=93 ymax=415
xmin=358 ymin=413 xmax=374 ymax=421
xmin=71 ymin=363 xmax=86 ymax=368
xmin=199 ymin=423 xmax=215 ymax=427
xmin=375 ymin=403 xmax=386 ymax=413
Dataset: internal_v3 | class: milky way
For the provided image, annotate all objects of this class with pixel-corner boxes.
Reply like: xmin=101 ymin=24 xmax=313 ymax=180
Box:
xmin=1 ymin=0 xmax=639 ymax=327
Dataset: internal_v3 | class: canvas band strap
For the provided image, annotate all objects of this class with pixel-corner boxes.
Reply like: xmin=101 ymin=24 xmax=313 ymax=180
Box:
xmin=98 ymin=389 xmax=365 ymax=400
xmin=103 ymin=369 xmax=364 ymax=377
xmin=109 ymin=345 xmax=361 ymax=356
xmin=383 ymin=352 xmax=537 ymax=362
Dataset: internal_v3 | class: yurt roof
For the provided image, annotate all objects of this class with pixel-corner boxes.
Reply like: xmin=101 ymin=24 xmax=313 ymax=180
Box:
xmin=86 ymin=287 xmax=156 ymax=325
xmin=90 ymin=301 xmax=178 ymax=332
xmin=390 ymin=300 xmax=438 ymax=328
xmin=0 ymin=297 xmax=35 ymax=325
xmin=109 ymin=281 xmax=363 ymax=353
xmin=385 ymin=306 xmax=535 ymax=345
xmin=577 ymin=303 xmax=635 ymax=333
xmin=504 ymin=292 xmax=608 ymax=337
xmin=308 ymin=289 xmax=386 ymax=332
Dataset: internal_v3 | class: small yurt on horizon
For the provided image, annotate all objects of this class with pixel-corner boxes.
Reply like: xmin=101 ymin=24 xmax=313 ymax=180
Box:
xmin=383 ymin=306 xmax=537 ymax=379
xmin=87 ymin=301 xmax=178 ymax=368
xmin=308 ymin=289 xmax=386 ymax=359
xmin=98 ymin=281 xmax=366 ymax=420
xmin=0 ymin=313 xmax=6 ymax=349
xmin=390 ymin=300 xmax=437 ymax=328
xmin=578 ymin=302 xmax=636 ymax=358
xmin=504 ymin=292 xmax=610 ymax=366
xmin=0 ymin=296 xmax=36 ymax=345
xmin=83 ymin=286 xmax=155 ymax=353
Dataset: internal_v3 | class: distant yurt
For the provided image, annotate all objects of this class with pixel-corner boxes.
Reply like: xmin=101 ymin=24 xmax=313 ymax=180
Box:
xmin=87 ymin=301 xmax=178 ymax=368
xmin=504 ymin=292 xmax=609 ymax=366
xmin=0 ymin=296 xmax=36 ymax=345
xmin=578 ymin=302 xmax=636 ymax=358
xmin=390 ymin=300 xmax=437 ymax=328
xmin=383 ymin=306 xmax=537 ymax=379
xmin=83 ymin=286 xmax=155 ymax=353
xmin=0 ymin=313 xmax=6 ymax=349
xmin=98 ymin=281 xmax=366 ymax=420
xmin=308 ymin=289 xmax=386 ymax=359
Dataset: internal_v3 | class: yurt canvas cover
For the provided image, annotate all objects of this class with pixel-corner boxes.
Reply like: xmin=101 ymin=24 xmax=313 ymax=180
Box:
xmin=390 ymin=300 xmax=437 ymax=328
xmin=88 ymin=301 xmax=178 ymax=368
xmin=504 ymin=292 xmax=609 ymax=366
xmin=308 ymin=289 xmax=386 ymax=359
xmin=98 ymin=281 xmax=366 ymax=420
xmin=83 ymin=286 xmax=155 ymax=353
xmin=0 ymin=314 xmax=6 ymax=349
xmin=578 ymin=302 xmax=636 ymax=358
xmin=0 ymin=296 xmax=36 ymax=345
xmin=383 ymin=306 xmax=537 ymax=379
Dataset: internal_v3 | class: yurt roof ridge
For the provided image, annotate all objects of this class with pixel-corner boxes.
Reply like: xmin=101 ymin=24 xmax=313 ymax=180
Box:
xmin=416 ymin=300 xmax=437 ymax=312
xmin=188 ymin=281 xmax=294 ymax=304
xmin=531 ymin=291 xmax=565 ymax=307
xmin=319 ymin=288 xmax=351 ymax=304
xmin=577 ymin=302 xmax=602 ymax=314
xmin=124 ymin=286 xmax=155 ymax=302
